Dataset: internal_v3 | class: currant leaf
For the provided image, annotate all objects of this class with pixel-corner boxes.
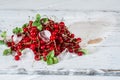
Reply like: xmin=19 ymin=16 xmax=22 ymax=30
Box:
xmin=0 ymin=40 xmax=5 ymax=45
xmin=42 ymin=18 xmax=48 ymax=24
xmin=3 ymin=48 xmax=12 ymax=56
xmin=19 ymin=28 xmax=23 ymax=33
xmin=32 ymin=21 xmax=40 ymax=26
xmin=22 ymin=23 xmax=28 ymax=28
xmin=13 ymin=27 xmax=23 ymax=34
xmin=36 ymin=14 xmax=41 ymax=21
xmin=53 ymin=57 xmax=59 ymax=64
xmin=1 ymin=31 xmax=7 ymax=39
xmin=47 ymin=58 xmax=54 ymax=65
xmin=47 ymin=50 xmax=55 ymax=59
xmin=37 ymin=25 xmax=42 ymax=31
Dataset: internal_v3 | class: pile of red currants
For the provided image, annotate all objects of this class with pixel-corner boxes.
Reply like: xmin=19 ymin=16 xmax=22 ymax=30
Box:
xmin=1 ymin=14 xmax=86 ymax=65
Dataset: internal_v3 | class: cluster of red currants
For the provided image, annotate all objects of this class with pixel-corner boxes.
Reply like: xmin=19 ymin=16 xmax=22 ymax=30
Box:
xmin=5 ymin=16 xmax=83 ymax=62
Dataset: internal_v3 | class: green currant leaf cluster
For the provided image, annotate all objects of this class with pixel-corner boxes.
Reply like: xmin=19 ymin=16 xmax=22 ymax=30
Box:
xmin=32 ymin=14 xmax=43 ymax=31
xmin=1 ymin=31 xmax=7 ymax=39
xmin=3 ymin=48 xmax=12 ymax=56
xmin=13 ymin=27 xmax=23 ymax=34
xmin=22 ymin=23 xmax=28 ymax=28
xmin=46 ymin=50 xmax=59 ymax=65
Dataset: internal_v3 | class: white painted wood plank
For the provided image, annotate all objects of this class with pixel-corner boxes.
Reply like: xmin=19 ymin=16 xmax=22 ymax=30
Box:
xmin=0 ymin=10 xmax=120 ymax=77
xmin=0 ymin=0 xmax=120 ymax=79
xmin=0 ymin=0 xmax=120 ymax=11
xmin=0 ymin=75 xmax=120 ymax=80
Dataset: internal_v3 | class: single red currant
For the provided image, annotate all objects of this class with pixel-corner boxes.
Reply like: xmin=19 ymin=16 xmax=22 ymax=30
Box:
xmin=49 ymin=47 xmax=54 ymax=50
xmin=69 ymin=48 xmax=74 ymax=53
xmin=14 ymin=55 xmax=20 ymax=61
xmin=30 ymin=44 xmax=36 ymax=50
xmin=77 ymin=51 xmax=83 ymax=56
xmin=34 ymin=55 xmax=40 ymax=61
xmin=43 ymin=57 xmax=47 ymax=61
xmin=41 ymin=45 xmax=45 ymax=50
xmin=50 ymin=35 xmax=55 ymax=41
xmin=42 ymin=52 xmax=48 ymax=57
xmin=52 ymin=31 xmax=57 ymax=35
xmin=59 ymin=22 xmax=65 ymax=27
xmin=70 ymin=34 xmax=75 ymax=38
xmin=54 ymin=24 xmax=59 ymax=29
xmin=6 ymin=42 xmax=12 ymax=47
xmin=76 ymin=38 xmax=81 ymax=43
xmin=23 ymin=27 xmax=28 ymax=32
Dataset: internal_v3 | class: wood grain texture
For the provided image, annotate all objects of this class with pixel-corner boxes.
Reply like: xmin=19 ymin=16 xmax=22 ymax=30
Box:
xmin=0 ymin=10 xmax=120 ymax=72
xmin=0 ymin=0 xmax=120 ymax=79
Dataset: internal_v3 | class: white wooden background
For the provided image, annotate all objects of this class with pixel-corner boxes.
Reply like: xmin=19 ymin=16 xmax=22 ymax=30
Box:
xmin=0 ymin=0 xmax=120 ymax=80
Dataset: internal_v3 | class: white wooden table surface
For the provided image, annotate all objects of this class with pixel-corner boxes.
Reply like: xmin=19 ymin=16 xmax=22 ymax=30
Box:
xmin=0 ymin=0 xmax=120 ymax=80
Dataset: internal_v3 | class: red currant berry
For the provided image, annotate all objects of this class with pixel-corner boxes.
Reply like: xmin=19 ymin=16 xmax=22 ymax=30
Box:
xmin=41 ymin=45 xmax=45 ymax=50
xmin=49 ymin=47 xmax=54 ymax=50
xmin=76 ymin=38 xmax=81 ymax=43
xmin=57 ymin=46 xmax=60 ymax=51
xmin=69 ymin=48 xmax=74 ymax=53
xmin=17 ymin=45 xmax=22 ymax=50
xmin=23 ymin=37 xmax=30 ymax=43
xmin=30 ymin=32 xmax=37 ymax=37
xmin=59 ymin=22 xmax=65 ymax=27
xmin=33 ymin=51 xmax=37 ymax=55
xmin=30 ymin=44 xmax=36 ymax=50
xmin=70 ymin=34 xmax=75 ymax=38
xmin=46 ymin=45 xmax=50 ymax=48
xmin=43 ymin=57 xmax=47 ymax=61
xmin=52 ymin=31 xmax=57 ymax=35
xmin=6 ymin=42 xmax=12 ymax=47
xmin=42 ymin=52 xmax=47 ymax=57
xmin=23 ymin=27 xmax=28 ymax=32
xmin=74 ymin=45 xmax=80 ymax=48
xmin=34 ymin=55 xmax=40 ymax=61
xmin=55 ymin=52 xmax=60 ymax=56
xmin=11 ymin=42 xmax=15 ymax=46
xmin=17 ymin=51 xmax=22 ymax=56
xmin=40 ymin=40 xmax=45 ymax=44
xmin=50 ymin=35 xmax=55 ymax=41
xmin=55 ymin=29 xmax=59 ymax=33
xmin=30 ymin=37 xmax=37 ymax=41
xmin=14 ymin=55 xmax=20 ymax=61
xmin=45 ymin=27 xmax=50 ymax=31
xmin=54 ymin=24 xmax=59 ymax=29
xmin=77 ymin=51 xmax=83 ymax=56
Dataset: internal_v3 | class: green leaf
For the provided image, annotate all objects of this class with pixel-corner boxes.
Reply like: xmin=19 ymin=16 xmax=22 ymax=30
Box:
xmin=22 ymin=23 xmax=28 ymax=28
xmin=47 ymin=58 xmax=54 ymax=65
xmin=53 ymin=57 xmax=59 ymax=64
xmin=13 ymin=28 xmax=17 ymax=34
xmin=3 ymin=48 xmax=12 ymax=56
xmin=1 ymin=31 xmax=7 ymax=39
xmin=37 ymin=25 xmax=42 ymax=31
xmin=19 ymin=28 xmax=23 ymax=33
xmin=13 ymin=27 xmax=18 ymax=34
xmin=80 ymin=49 xmax=88 ymax=55
xmin=0 ymin=40 xmax=5 ymax=45
xmin=13 ymin=27 xmax=23 ymax=34
xmin=36 ymin=14 xmax=41 ymax=21
xmin=42 ymin=18 xmax=48 ymax=23
xmin=47 ymin=50 xmax=55 ymax=59
xmin=32 ymin=21 xmax=40 ymax=26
